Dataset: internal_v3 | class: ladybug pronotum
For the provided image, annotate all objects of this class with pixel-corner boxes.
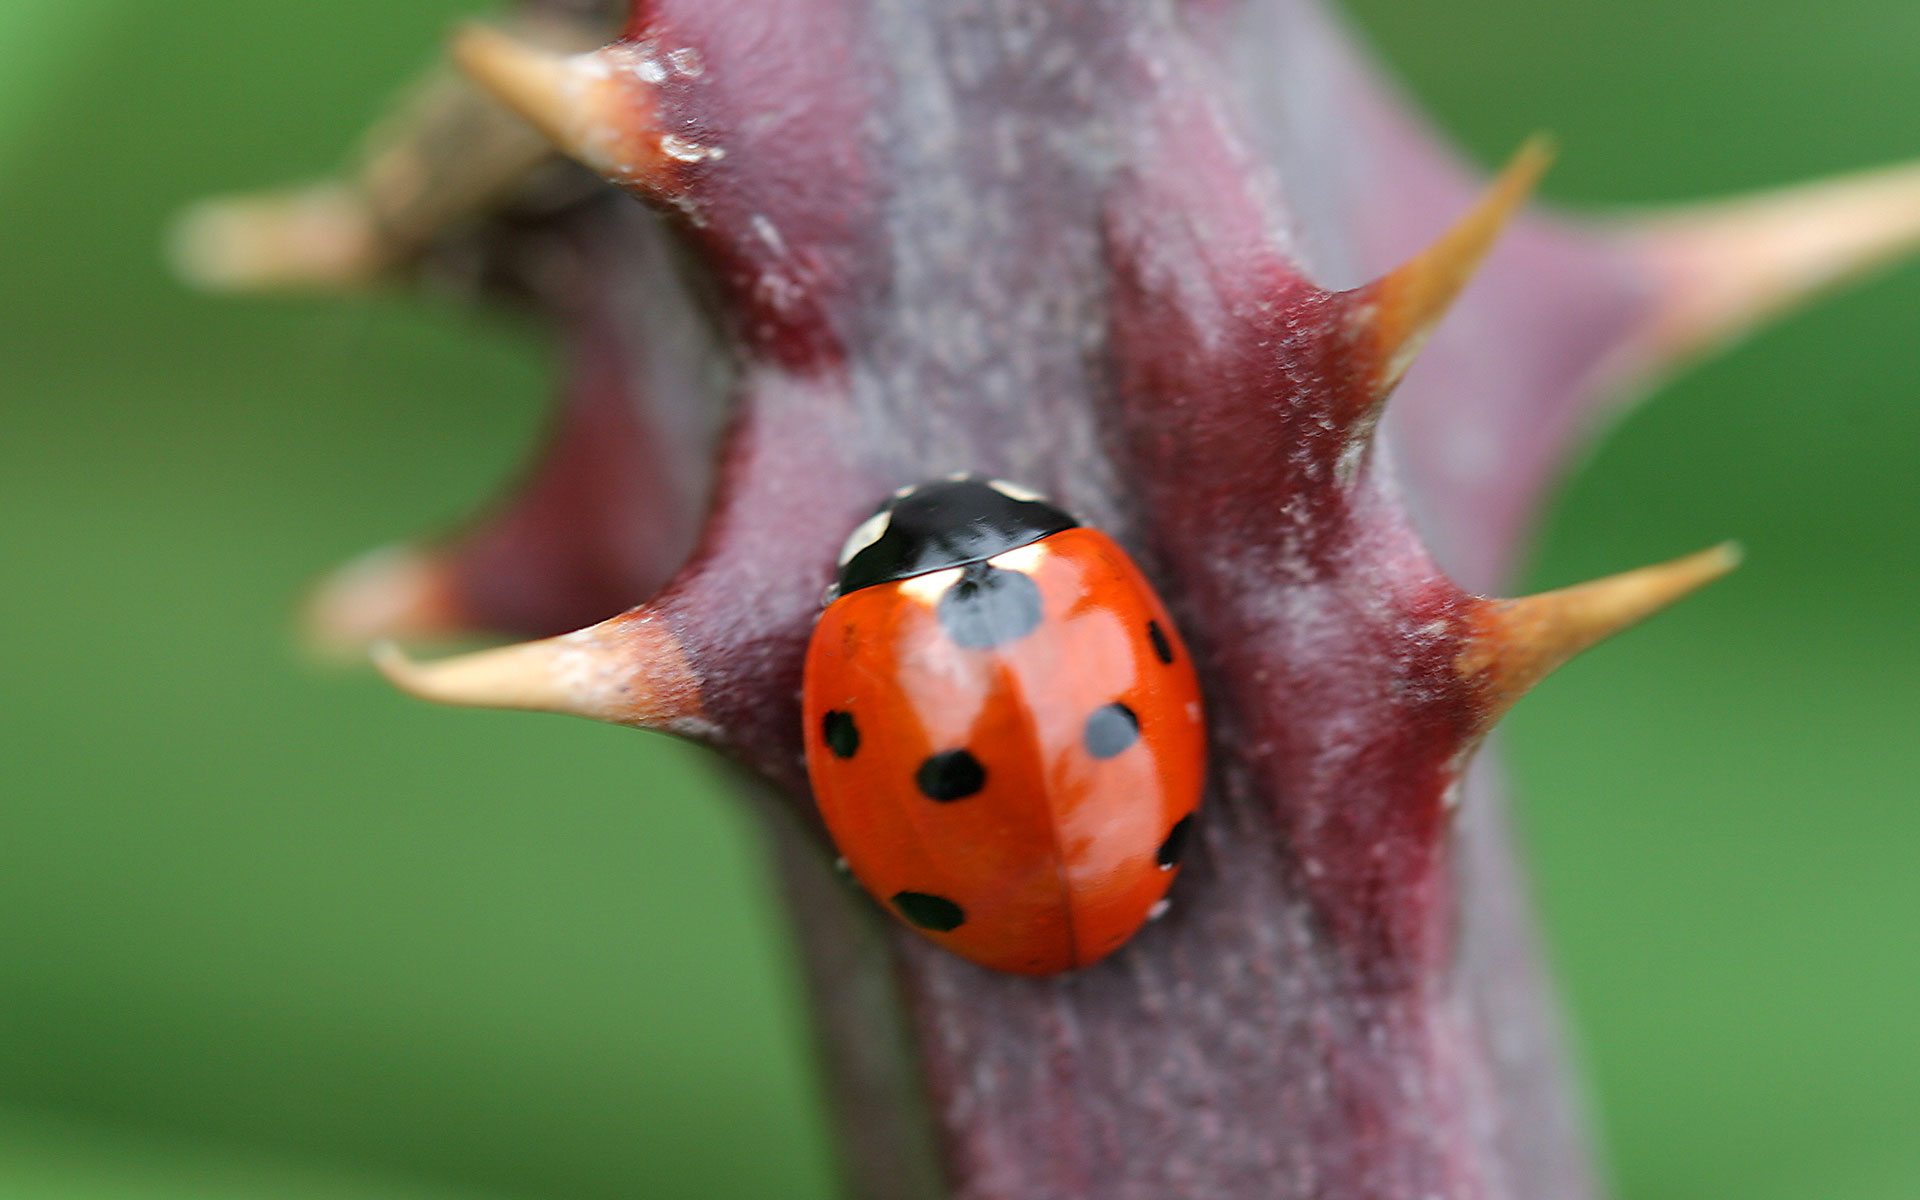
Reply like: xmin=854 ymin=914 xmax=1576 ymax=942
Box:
xmin=801 ymin=477 xmax=1206 ymax=974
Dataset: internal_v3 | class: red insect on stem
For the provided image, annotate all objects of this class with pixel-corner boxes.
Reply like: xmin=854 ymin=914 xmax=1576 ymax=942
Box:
xmin=178 ymin=1 xmax=1920 ymax=1195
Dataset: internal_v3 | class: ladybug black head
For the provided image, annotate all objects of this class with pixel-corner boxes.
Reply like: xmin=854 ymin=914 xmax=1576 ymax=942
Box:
xmin=833 ymin=477 xmax=1079 ymax=596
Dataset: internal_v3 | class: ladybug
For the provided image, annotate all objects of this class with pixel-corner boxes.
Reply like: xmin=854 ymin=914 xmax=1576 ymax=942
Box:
xmin=802 ymin=477 xmax=1206 ymax=974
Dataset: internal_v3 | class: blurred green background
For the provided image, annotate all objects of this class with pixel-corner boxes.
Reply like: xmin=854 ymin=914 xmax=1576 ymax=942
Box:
xmin=1 ymin=1 xmax=1915 ymax=1197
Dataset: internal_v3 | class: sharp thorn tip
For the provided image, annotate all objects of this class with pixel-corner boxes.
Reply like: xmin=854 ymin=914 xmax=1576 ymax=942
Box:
xmin=1462 ymin=541 xmax=1739 ymax=730
xmin=451 ymin=23 xmax=667 ymax=188
xmin=1358 ymin=135 xmax=1555 ymax=402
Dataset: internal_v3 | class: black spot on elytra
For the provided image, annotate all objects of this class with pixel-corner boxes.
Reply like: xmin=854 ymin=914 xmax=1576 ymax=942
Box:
xmin=1147 ymin=620 xmax=1175 ymax=665
xmin=893 ymin=891 xmax=966 ymax=931
xmin=1157 ymin=814 xmax=1193 ymax=869
xmin=822 ymin=710 xmax=859 ymax=758
xmin=937 ymin=563 xmax=1042 ymax=650
xmin=916 ymin=749 xmax=985 ymax=801
xmin=1083 ymin=702 xmax=1139 ymax=759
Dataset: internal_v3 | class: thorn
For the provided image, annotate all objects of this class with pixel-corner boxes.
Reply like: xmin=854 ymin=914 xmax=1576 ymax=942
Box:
xmin=1459 ymin=541 xmax=1741 ymax=728
xmin=1357 ymin=134 xmax=1555 ymax=397
xmin=1628 ymin=159 xmax=1920 ymax=367
xmin=372 ymin=607 xmax=709 ymax=735
xmin=171 ymin=14 xmax=601 ymax=292
xmin=170 ymin=184 xmax=381 ymax=291
xmin=303 ymin=544 xmax=467 ymax=663
xmin=452 ymin=24 xmax=683 ymax=193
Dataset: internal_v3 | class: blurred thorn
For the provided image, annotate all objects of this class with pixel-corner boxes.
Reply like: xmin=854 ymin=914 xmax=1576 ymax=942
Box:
xmin=1459 ymin=541 xmax=1742 ymax=730
xmin=170 ymin=15 xmax=605 ymax=292
xmin=1628 ymin=158 xmax=1920 ymax=368
xmin=170 ymin=183 xmax=381 ymax=291
xmin=303 ymin=543 xmax=468 ymax=665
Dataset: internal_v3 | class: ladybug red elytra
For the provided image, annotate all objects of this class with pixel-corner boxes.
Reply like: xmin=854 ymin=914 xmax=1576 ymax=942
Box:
xmin=801 ymin=477 xmax=1206 ymax=974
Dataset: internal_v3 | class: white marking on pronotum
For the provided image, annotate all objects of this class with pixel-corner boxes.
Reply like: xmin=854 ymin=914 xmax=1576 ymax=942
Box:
xmin=987 ymin=478 xmax=1046 ymax=503
xmin=896 ymin=566 xmax=963 ymax=607
xmin=837 ymin=508 xmax=892 ymax=566
xmin=988 ymin=541 xmax=1049 ymax=575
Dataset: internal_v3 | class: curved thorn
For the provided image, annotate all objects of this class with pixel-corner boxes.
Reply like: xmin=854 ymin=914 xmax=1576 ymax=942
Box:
xmin=1358 ymin=134 xmax=1555 ymax=398
xmin=452 ymin=24 xmax=678 ymax=192
xmin=1459 ymin=541 xmax=1742 ymax=728
xmin=372 ymin=608 xmax=710 ymax=736
xmin=1628 ymin=159 xmax=1920 ymax=367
